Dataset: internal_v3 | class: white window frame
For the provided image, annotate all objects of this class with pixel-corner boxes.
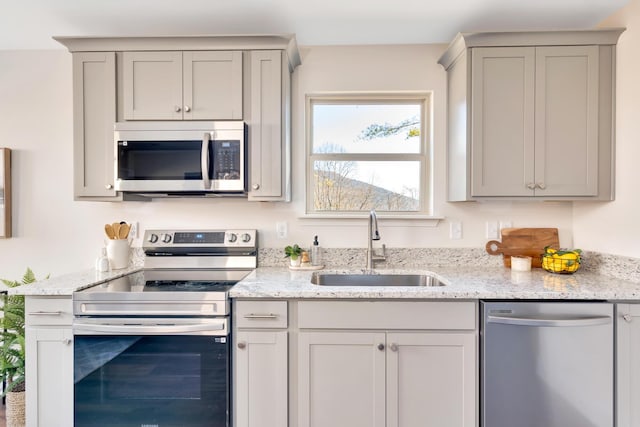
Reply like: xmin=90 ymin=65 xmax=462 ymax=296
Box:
xmin=305 ymin=92 xmax=432 ymax=217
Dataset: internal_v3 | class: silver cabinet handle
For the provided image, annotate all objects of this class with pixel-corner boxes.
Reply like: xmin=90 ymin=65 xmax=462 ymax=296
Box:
xmin=377 ymin=343 xmax=385 ymax=351
xmin=389 ymin=343 xmax=399 ymax=352
xmin=105 ymin=184 xmax=113 ymax=190
xmin=526 ymin=182 xmax=536 ymax=190
xmin=252 ymin=183 xmax=260 ymax=190
xmin=184 ymin=105 xmax=191 ymax=112
xmin=237 ymin=342 xmax=247 ymax=349
xmin=175 ymin=106 xmax=182 ymax=112
xmin=488 ymin=315 xmax=612 ymax=327
xmin=28 ymin=311 xmax=62 ymax=316
xmin=537 ymin=183 xmax=547 ymax=190
xmin=623 ymin=314 xmax=633 ymax=323
xmin=243 ymin=314 xmax=278 ymax=319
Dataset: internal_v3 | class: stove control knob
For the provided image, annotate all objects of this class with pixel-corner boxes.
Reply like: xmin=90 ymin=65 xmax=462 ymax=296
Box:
xmin=228 ymin=233 xmax=238 ymax=243
xmin=161 ymin=234 xmax=172 ymax=244
xmin=148 ymin=233 xmax=159 ymax=244
xmin=241 ymin=233 xmax=252 ymax=243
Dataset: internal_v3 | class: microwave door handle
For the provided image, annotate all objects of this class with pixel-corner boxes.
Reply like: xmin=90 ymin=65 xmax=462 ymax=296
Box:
xmin=201 ymin=132 xmax=211 ymax=190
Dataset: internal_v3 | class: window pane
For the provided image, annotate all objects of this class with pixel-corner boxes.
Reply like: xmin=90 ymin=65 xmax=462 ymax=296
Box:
xmin=313 ymin=160 xmax=420 ymax=212
xmin=312 ymin=104 xmax=421 ymax=154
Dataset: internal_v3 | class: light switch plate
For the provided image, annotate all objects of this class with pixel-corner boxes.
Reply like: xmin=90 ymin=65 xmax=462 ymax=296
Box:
xmin=486 ymin=221 xmax=499 ymax=239
xmin=276 ymin=221 xmax=288 ymax=239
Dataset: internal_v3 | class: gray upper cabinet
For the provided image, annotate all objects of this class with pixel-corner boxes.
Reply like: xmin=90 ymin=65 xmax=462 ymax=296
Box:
xmin=55 ymin=35 xmax=300 ymax=201
xmin=438 ymin=29 xmax=624 ymax=201
xmin=248 ymin=50 xmax=291 ymax=201
xmin=72 ymin=52 xmax=120 ymax=200
xmin=122 ymin=50 xmax=243 ymax=120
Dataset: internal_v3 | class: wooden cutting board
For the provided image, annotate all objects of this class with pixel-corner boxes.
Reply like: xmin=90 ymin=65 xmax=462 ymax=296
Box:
xmin=485 ymin=228 xmax=559 ymax=268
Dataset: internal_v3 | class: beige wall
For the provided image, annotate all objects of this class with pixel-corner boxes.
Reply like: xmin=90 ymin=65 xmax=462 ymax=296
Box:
xmin=0 ymin=44 xmax=575 ymax=280
xmin=572 ymin=0 xmax=640 ymax=257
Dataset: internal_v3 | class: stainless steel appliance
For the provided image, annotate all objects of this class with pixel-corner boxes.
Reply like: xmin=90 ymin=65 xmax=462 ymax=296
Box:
xmin=482 ymin=301 xmax=613 ymax=427
xmin=73 ymin=229 xmax=257 ymax=427
xmin=114 ymin=121 xmax=247 ymax=195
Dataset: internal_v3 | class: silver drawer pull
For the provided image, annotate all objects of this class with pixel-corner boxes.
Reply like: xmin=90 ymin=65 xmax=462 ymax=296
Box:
xmin=28 ymin=311 xmax=62 ymax=316
xmin=244 ymin=313 xmax=279 ymax=319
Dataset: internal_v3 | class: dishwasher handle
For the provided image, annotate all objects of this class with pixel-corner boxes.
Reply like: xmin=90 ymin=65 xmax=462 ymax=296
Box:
xmin=487 ymin=314 xmax=612 ymax=327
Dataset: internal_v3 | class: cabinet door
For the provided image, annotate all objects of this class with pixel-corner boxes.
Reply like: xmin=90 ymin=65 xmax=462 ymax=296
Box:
xmin=386 ymin=332 xmax=476 ymax=427
xmin=298 ymin=331 xmax=386 ymax=427
xmin=72 ymin=52 xmax=119 ymax=199
xmin=534 ymin=46 xmax=599 ymax=196
xmin=25 ymin=327 xmax=73 ymax=427
xmin=617 ymin=304 xmax=640 ymax=427
xmin=122 ymin=51 xmax=183 ymax=120
xmin=248 ymin=50 xmax=288 ymax=201
xmin=471 ymin=47 xmax=535 ymax=197
xmin=235 ymin=331 xmax=288 ymax=427
xmin=183 ymin=51 xmax=243 ymax=120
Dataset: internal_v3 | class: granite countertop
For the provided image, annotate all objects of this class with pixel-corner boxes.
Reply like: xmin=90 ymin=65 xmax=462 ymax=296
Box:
xmin=7 ymin=266 xmax=143 ymax=296
xmin=10 ymin=263 xmax=640 ymax=301
xmin=229 ymin=266 xmax=640 ymax=300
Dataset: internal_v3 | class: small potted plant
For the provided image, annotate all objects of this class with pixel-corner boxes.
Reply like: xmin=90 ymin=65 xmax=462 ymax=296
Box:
xmin=1 ymin=268 xmax=46 ymax=427
xmin=284 ymin=244 xmax=303 ymax=267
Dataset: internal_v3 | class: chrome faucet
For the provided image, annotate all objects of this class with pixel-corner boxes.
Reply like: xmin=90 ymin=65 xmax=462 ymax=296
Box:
xmin=367 ymin=210 xmax=385 ymax=270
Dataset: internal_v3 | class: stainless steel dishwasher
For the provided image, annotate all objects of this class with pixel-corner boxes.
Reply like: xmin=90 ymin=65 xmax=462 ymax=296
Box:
xmin=481 ymin=301 xmax=614 ymax=427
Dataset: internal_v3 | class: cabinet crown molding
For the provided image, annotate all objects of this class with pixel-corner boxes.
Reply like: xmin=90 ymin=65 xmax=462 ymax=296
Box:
xmin=438 ymin=27 xmax=625 ymax=70
xmin=53 ymin=34 xmax=301 ymax=69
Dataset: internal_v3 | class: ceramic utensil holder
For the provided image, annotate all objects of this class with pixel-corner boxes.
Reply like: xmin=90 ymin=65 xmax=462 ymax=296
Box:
xmin=107 ymin=239 xmax=130 ymax=269
xmin=511 ymin=255 xmax=532 ymax=272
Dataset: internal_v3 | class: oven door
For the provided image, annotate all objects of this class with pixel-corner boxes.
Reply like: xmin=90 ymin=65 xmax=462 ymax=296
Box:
xmin=73 ymin=318 xmax=229 ymax=427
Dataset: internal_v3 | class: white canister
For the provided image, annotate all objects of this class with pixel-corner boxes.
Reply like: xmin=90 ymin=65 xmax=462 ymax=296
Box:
xmin=106 ymin=239 xmax=130 ymax=270
xmin=511 ymin=255 xmax=532 ymax=272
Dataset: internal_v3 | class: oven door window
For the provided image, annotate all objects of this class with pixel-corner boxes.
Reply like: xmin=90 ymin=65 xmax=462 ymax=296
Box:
xmin=74 ymin=335 xmax=229 ymax=427
xmin=117 ymin=140 xmax=203 ymax=180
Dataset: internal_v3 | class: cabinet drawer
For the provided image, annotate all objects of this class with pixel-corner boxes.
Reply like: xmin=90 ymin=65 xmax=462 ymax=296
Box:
xmin=298 ymin=301 xmax=476 ymax=330
xmin=25 ymin=297 xmax=73 ymax=326
xmin=235 ymin=300 xmax=288 ymax=329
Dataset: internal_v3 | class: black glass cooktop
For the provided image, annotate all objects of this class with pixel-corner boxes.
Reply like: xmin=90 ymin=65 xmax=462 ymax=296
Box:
xmin=143 ymin=280 xmax=236 ymax=292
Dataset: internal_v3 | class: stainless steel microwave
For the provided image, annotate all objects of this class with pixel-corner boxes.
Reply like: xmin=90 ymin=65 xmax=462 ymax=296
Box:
xmin=114 ymin=121 xmax=247 ymax=195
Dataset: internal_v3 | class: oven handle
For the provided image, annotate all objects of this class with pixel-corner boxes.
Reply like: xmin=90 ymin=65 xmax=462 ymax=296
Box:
xmin=73 ymin=321 xmax=226 ymax=336
xmin=202 ymin=132 xmax=211 ymax=190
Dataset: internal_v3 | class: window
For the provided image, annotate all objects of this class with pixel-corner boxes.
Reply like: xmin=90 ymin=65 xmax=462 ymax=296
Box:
xmin=306 ymin=93 xmax=431 ymax=215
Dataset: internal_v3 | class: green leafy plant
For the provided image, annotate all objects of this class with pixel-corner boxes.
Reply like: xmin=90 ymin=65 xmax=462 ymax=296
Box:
xmin=284 ymin=244 xmax=302 ymax=260
xmin=0 ymin=268 xmax=46 ymax=394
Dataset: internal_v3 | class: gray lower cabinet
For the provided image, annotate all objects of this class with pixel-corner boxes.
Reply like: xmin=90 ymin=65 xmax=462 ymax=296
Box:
xmin=24 ymin=296 xmax=74 ymax=427
xmin=72 ymin=52 xmax=120 ymax=200
xmin=438 ymin=29 xmax=623 ymax=201
xmin=296 ymin=301 xmax=477 ymax=427
xmin=616 ymin=303 xmax=640 ymax=427
xmin=233 ymin=300 xmax=289 ymax=427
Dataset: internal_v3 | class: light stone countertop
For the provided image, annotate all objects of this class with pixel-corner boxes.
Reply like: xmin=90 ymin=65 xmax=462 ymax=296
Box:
xmin=9 ymin=247 xmax=640 ymax=301
xmin=7 ymin=266 xmax=143 ymax=296
xmin=229 ymin=266 xmax=640 ymax=300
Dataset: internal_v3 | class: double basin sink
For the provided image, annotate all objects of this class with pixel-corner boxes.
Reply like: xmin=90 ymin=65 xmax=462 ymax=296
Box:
xmin=311 ymin=272 xmax=446 ymax=287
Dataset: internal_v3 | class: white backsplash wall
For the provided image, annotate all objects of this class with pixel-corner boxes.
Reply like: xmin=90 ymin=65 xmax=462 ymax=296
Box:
xmin=0 ymin=46 xmax=576 ymax=280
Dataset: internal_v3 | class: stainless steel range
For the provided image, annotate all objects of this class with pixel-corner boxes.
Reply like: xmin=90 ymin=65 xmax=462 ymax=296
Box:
xmin=73 ymin=229 xmax=257 ymax=427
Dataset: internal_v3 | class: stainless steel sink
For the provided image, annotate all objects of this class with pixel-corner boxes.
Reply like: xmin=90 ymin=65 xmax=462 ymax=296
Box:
xmin=310 ymin=272 xmax=445 ymax=287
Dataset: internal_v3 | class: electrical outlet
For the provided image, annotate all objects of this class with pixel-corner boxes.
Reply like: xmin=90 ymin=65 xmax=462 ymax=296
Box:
xmin=276 ymin=222 xmax=288 ymax=239
xmin=486 ymin=221 xmax=499 ymax=239
xmin=450 ymin=221 xmax=462 ymax=240
xmin=128 ymin=221 xmax=139 ymax=239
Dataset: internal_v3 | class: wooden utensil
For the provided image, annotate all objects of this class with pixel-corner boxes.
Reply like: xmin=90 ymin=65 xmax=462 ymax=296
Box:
xmin=104 ymin=224 xmax=115 ymax=240
xmin=111 ymin=222 xmax=121 ymax=239
xmin=118 ymin=223 xmax=130 ymax=239
xmin=486 ymin=228 xmax=559 ymax=268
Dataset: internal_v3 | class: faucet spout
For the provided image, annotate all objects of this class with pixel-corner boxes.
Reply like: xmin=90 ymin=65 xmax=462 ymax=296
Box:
xmin=367 ymin=210 xmax=382 ymax=270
